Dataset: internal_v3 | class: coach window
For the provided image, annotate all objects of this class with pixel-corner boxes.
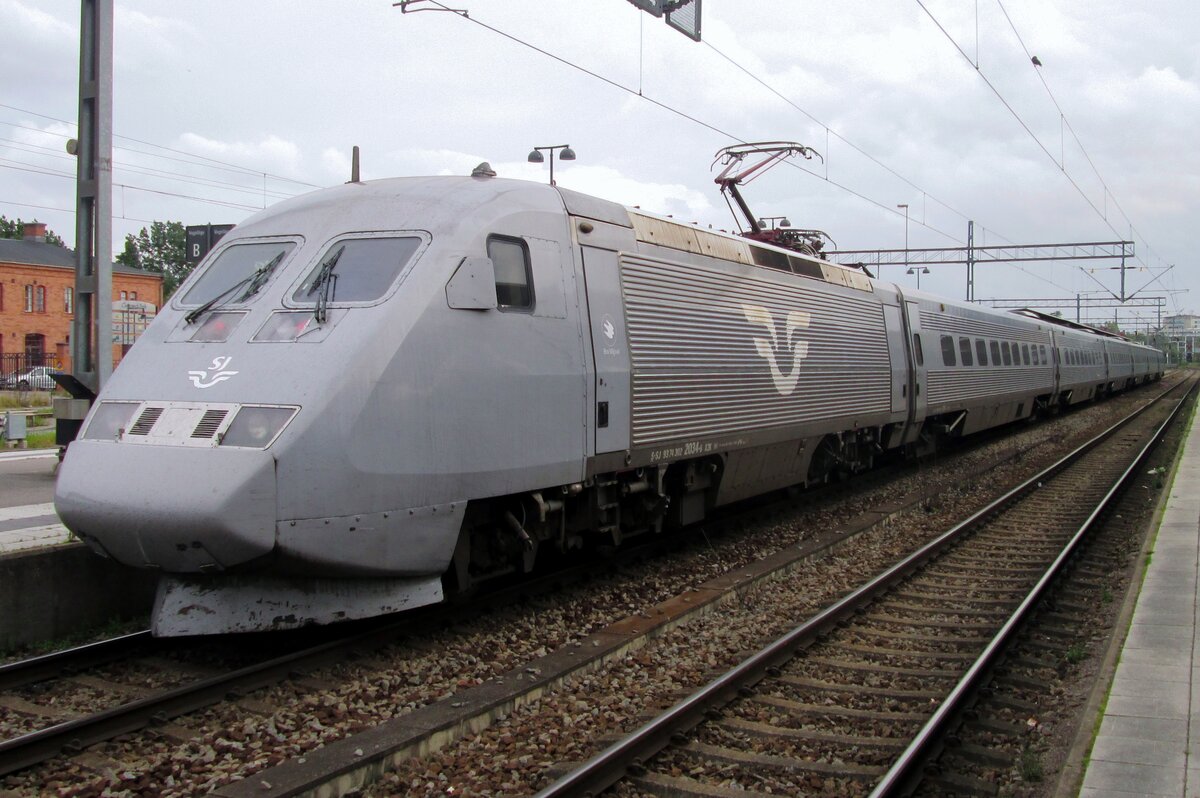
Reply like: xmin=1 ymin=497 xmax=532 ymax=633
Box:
xmin=1001 ymin=342 xmax=1013 ymax=366
xmin=1041 ymin=345 xmax=1048 ymax=363
xmin=959 ymin=337 xmax=973 ymax=366
xmin=990 ymin=340 xmax=1001 ymax=365
xmin=1031 ymin=346 xmax=1039 ymax=365
xmin=975 ymin=339 xmax=987 ymax=365
xmin=1021 ymin=344 xmax=1030 ymax=365
xmin=941 ymin=335 xmax=956 ymax=367
xmin=488 ymin=235 xmax=534 ymax=310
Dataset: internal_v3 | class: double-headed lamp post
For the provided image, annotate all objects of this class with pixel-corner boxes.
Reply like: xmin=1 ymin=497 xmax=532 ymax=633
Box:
xmin=906 ymin=265 xmax=930 ymax=288
xmin=527 ymin=144 xmax=576 ymax=186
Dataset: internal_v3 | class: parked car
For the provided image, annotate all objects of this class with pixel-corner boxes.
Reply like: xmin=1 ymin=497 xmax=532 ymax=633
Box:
xmin=2 ymin=366 xmax=59 ymax=391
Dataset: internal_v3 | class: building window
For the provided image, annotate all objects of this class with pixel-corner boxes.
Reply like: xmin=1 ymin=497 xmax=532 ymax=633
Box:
xmin=24 ymin=285 xmax=33 ymax=312
xmin=120 ymin=290 xmax=127 ymax=300
xmin=65 ymin=287 xmax=74 ymax=314
xmin=130 ymin=291 xmax=137 ymax=300
xmin=35 ymin=286 xmax=45 ymax=313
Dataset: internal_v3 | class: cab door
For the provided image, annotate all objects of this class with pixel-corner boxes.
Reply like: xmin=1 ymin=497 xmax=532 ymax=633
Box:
xmin=579 ymin=245 xmax=630 ymax=455
xmin=896 ymin=293 xmax=927 ymax=444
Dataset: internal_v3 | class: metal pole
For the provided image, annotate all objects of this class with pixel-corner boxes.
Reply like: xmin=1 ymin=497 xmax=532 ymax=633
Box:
xmin=966 ymin=220 xmax=975 ymax=301
xmin=72 ymin=0 xmax=113 ymax=395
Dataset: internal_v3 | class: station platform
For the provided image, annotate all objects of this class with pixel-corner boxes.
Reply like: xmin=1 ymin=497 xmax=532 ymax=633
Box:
xmin=0 ymin=449 xmax=71 ymax=555
xmin=1079 ymin=409 xmax=1200 ymax=796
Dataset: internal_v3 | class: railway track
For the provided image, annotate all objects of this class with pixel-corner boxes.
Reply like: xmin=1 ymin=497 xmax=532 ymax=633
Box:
xmin=0 ymin=379 xmax=1182 ymax=795
xmin=0 ymin=393 xmax=1049 ymax=781
xmin=535 ymin=379 xmax=1193 ymax=797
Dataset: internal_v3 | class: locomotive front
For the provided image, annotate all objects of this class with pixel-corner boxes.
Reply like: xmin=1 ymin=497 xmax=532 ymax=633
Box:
xmin=55 ymin=176 xmax=561 ymax=635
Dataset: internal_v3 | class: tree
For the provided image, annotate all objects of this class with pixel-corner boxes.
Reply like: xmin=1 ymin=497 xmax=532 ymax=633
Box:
xmin=116 ymin=221 xmax=191 ymax=299
xmin=0 ymin=215 xmax=67 ymax=247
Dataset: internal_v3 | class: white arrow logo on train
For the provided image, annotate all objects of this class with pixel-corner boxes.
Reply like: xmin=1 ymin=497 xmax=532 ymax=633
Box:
xmin=188 ymin=356 xmax=239 ymax=389
xmin=742 ymin=304 xmax=811 ymax=396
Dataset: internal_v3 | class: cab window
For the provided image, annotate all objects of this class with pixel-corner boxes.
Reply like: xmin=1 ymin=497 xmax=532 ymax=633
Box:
xmin=292 ymin=237 xmax=422 ymax=305
xmin=181 ymin=241 xmax=296 ymax=306
xmin=488 ymin=236 xmax=534 ymax=310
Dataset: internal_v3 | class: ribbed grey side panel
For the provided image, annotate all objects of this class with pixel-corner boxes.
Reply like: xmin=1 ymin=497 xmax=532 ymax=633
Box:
xmin=919 ymin=309 xmax=1049 ymax=343
xmin=927 ymin=368 xmax=1051 ymax=404
xmin=621 ymin=254 xmax=891 ymax=448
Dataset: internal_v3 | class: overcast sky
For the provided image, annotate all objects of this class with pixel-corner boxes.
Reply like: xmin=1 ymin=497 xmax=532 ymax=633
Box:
xmin=1 ymin=0 xmax=1195 ymax=327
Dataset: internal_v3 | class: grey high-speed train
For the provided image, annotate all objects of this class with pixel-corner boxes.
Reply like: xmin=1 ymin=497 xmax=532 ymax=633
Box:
xmin=54 ymin=172 xmax=1165 ymax=636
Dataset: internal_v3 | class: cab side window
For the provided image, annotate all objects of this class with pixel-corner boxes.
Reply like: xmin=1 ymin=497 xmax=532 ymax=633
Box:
xmin=487 ymin=235 xmax=534 ymax=310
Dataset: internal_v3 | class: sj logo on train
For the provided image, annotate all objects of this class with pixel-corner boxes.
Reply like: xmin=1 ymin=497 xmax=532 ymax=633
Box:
xmin=743 ymin=304 xmax=812 ymax=396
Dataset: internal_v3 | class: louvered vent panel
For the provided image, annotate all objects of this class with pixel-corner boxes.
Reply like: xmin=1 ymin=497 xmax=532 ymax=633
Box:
xmin=190 ymin=409 xmax=228 ymax=439
xmin=128 ymin=407 xmax=164 ymax=436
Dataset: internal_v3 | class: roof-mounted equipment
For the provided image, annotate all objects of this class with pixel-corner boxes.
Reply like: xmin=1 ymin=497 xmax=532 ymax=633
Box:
xmin=713 ymin=141 xmax=834 ymax=258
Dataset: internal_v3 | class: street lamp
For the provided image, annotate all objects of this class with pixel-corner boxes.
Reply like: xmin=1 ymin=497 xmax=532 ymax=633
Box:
xmin=527 ymin=144 xmax=576 ymax=186
xmin=906 ymin=266 xmax=930 ymax=289
xmin=757 ymin=216 xmax=791 ymax=230
xmin=896 ymin=203 xmax=910 ymax=274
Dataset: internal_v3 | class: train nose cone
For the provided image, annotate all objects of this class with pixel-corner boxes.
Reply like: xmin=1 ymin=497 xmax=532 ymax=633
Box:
xmin=55 ymin=441 xmax=277 ymax=572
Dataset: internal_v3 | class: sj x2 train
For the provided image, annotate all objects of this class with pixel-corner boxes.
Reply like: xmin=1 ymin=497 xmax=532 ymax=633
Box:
xmin=55 ymin=171 xmax=1165 ymax=636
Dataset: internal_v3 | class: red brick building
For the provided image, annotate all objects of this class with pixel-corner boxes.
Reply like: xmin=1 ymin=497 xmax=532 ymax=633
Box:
xmin=0 ymin=222 xmax=163 ymax=374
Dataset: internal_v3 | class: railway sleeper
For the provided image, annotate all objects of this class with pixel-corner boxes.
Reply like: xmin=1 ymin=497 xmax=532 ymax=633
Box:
xmin=717 ymin=717 xmax=909 ymax=750
xmin=921 ymin=770 xmax=1002 ymax=796
xmin=800 ymin=656 xmax=960 ymax=681
xmin=675 ymin=740 xmax=882 ymax=779
xmin=775 ymin=675 xmax=943 ymax=701
xmin=748 ymin=694 xmax=930 ymax=722
xmin=630 ymin=771 xmax=781 ymax=798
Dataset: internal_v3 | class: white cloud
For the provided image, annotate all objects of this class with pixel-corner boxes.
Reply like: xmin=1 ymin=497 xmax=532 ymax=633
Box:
xmin=175 ymin=132 xmax=304 ymax=179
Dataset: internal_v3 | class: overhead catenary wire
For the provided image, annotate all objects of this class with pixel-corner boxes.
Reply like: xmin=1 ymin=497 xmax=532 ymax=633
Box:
xmin=412 ymin=1 xmax=972 ymax=246
xmin=0 ymin=160 xmax=266 ymax=212
xmin=0 ymin=103 xmax=322 ymax=188
xmin=913 ymin=2 xmax=1162 ymax=273
xmin=0 ymin=137 xmax=300 ymax=202
xmin=991 ymin=0 xmax=1172 ymax=308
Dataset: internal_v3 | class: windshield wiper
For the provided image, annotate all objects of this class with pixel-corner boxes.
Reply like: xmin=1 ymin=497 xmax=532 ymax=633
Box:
xmin=309 ymin=245 xmax=344 ymax=324
xmin=236 ymin=251 xmax=286 ymax=302
xmin=184 ymin=251 xmax=287 ymax=325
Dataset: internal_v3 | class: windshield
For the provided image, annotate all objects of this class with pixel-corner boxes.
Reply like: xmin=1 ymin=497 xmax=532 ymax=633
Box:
xmin=292 ymin=237 xmax=422 ymax=304
xmin=180 ymin=241 xmax=296 ymax=306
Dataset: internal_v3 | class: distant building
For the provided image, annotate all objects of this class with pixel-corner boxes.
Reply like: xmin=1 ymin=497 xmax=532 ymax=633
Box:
xmin=1163 ymin=314 xmax=1200 ymax=335
xmin=0 ymin=222 xmax=163 ymax=374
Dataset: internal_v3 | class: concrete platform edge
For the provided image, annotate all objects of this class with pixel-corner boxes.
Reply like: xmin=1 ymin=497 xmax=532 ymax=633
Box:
xmin=1054 ymin=390 xmax=1197 ymax=797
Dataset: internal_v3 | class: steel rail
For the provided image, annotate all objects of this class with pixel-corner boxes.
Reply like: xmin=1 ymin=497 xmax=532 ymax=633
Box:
xmin=0 ymin=630 xmax=154 ymax=692
xmin=870 ymin=378 xmax=1195 ymax=796
xmin=0 ymin=504 xmax=746 ymax=778
xmin=534 ymin=380 xmax=1190 ymax=798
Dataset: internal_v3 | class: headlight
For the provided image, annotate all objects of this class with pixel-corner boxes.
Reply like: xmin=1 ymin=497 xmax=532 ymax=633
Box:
xmin=81 ymin=401 xmax=140 ymax=441
xmin=253 ymin=312 xmax=316 ymax=342
xmin=220 ymin=406 xmax=296 ymax=448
